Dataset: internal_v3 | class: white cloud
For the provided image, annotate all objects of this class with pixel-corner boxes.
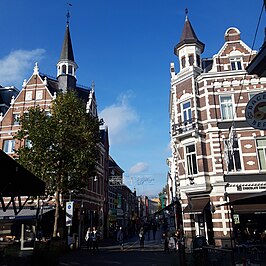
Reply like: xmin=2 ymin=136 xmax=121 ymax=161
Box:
xmin=0 ymin=49 xmax=45 ymax=87
xmin=129 ymin=162 xmax=149 ymax=175
xmin=99 ymin=91 xmax=139 ymax=145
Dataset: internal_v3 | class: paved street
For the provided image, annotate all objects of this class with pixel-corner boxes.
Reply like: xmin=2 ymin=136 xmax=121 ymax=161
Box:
xmin=58 ymin=232 xmax=181 ymax=266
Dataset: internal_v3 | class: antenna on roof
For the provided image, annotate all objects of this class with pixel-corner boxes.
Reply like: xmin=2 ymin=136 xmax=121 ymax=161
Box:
xmin=66 ymin=3 xmax=72 ymax=25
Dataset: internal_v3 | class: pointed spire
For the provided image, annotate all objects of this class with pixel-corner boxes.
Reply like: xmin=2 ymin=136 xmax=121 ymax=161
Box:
xmin=174 ymin=12 xmax=205 ymax=54
xmin=59 ymin=24 xmax=75 ymax=62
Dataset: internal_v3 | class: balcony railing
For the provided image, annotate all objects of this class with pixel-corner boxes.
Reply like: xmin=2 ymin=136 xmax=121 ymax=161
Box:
xmin=172 ymin=119 xmax=197 ymax=137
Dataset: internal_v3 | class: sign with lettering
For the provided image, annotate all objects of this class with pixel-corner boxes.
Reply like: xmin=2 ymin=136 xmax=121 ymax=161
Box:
xmin=245 ymin=92 xmax=266 ymax=129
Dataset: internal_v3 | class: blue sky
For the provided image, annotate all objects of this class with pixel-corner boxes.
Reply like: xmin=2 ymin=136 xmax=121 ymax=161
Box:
xmin=0 ymin=1 xmax=265 ymax=197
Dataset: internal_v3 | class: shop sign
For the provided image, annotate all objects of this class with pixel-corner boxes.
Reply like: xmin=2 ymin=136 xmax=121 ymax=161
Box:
xmin=245 ymin=92 xmax=266 ymax=129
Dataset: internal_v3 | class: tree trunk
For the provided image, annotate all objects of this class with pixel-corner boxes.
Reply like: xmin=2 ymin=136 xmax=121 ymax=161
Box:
xmin=53 ymin=190 xmax=60 ymax=238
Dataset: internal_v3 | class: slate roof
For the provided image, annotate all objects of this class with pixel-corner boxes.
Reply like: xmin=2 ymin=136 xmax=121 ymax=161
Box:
xmin=40 ymin=74 xmax=91 ymax=102
xmin=59 ymin=24 xmax=75 ymax=62
xmin=175 ymin=16 xmax=205 ymax=53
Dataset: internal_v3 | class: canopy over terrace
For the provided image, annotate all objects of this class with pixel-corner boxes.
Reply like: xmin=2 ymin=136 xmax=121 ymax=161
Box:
xmin=0 ymin=149 xmax=45 ymax=214
xmin=217 ymin=190 xmax=266 ymax=209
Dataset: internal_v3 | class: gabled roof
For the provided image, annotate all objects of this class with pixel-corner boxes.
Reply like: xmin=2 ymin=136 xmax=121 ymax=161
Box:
xmin=175 ymin=16 xmax=205 ymax=53
xmin=59 ymin=24 xmax=75 ymax=62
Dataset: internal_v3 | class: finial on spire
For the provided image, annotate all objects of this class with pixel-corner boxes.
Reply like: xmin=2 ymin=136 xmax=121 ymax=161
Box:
xmin=185 ymin=8 xmax=188 ymax=20
xmin=66 ymin=3 xmax=72 ymax=25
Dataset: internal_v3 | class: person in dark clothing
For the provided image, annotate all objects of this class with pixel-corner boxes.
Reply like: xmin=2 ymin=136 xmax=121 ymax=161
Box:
xmin=117 ymin=227 xmax=124 ymax=249
xmin=152 ymin=223 xmax=157 ymax=240
xmin=91 ymin=227 xmax=100 ymax=254
xmin=139 ymin=227 xmax=145 ymax=248
xmin=85 ymin=227 xmax=92 ymax=251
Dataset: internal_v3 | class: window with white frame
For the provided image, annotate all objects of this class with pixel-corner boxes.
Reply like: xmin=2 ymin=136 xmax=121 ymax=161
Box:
xmin=256 ymin=138 xmax=266 ymax=170
xmin=36 ymin=91 xmax=43 ymax=100
xmin=230 ymin=57 xmax=242 ymax=70
xmin=186 ymin=144 xmax=198 ymax=176
xmin=13 ymin=114 xmax=20 ymax=125
xmin=3 ymin=139 xmax=15 ymax=154
xmin=220 ymin=95 xmax=234 ymax=120
xmin=25 ymin=91 xmax=32 ymax=101
xmin=182 ymin=100 xmax=192 ymax=125
xmin=224 ymin=138 xmax=242 ymax=172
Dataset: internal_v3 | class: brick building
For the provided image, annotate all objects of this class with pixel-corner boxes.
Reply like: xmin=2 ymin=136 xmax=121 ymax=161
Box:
xmin=0 ymin=21 xmax=109 ymax=246
xmin=168 ymin=14 xmax=266 ymax=248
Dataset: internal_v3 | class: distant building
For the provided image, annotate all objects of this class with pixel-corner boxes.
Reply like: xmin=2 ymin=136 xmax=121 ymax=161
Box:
xmin=169 ymin=14 xmax=266 ymax=248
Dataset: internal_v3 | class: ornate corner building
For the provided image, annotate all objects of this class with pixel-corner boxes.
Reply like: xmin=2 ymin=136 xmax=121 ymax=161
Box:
xmin=169 ymin=14 xmax=266 ymax=248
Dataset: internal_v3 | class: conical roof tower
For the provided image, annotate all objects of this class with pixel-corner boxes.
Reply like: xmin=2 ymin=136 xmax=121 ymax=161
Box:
xmin=57 ymin=17 xmax=78 ymax=93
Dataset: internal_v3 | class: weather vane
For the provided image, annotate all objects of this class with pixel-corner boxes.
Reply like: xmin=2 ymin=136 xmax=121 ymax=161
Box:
xmin=66 ymin=3 xmax=72 ymax=25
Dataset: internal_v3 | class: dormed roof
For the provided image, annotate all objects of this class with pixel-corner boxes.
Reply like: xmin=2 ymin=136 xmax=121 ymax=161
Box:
xmin=59 ymin=24 xmax=75 ymax=62
xmin=40 ymin=74 xmax=91 ymax=102
xmin=175 ymin=16 xmax=205 ymax=53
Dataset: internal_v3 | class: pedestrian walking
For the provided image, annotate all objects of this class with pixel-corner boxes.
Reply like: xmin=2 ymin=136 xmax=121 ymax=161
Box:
xmin=91 ymin=226 xmax=100 ymax=254
xmin=85 ymin=227 xmax=92 ymax=251
xmin=152 ymin=222 xmax=157 ymax=240
xmin=117 ymin=227 xmax=124 ymax=250
xmin=163 ymin=231 xmax=169 ymax=253
xmin=139 ymin=227 xmax=145 ymax=248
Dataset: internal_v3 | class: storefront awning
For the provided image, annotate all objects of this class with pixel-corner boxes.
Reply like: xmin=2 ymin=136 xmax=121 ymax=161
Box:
xmin=217 ymin=191 xmax=266 ymax=213
xmin=0 ymin=207 xmax=54 ymax=221
xmin=155 ymin=202 xmax=175 ymax=215
xmin=183 ymin=197 xmax=210 ymax=214
xmin=0 ymin=149 xmax=45 ymax=214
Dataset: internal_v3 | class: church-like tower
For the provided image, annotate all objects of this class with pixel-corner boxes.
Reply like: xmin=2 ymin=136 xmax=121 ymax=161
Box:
xmin=57 ymin=22 xmax=78 ymax=93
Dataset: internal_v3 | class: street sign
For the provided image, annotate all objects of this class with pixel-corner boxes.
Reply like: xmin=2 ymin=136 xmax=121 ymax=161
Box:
xmin=66 ymin=201 xmax=73 ymax=227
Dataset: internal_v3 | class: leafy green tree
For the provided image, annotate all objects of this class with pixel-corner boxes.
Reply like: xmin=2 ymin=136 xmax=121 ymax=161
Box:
xmin=15 ymin=90 xmax=102 ymax=237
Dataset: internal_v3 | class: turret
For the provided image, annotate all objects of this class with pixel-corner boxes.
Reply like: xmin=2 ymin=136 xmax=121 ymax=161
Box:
xmin=174 ymin=11 xmax=205 ymax=71
xmin=57 ymin=21 xmax=78 ymax=93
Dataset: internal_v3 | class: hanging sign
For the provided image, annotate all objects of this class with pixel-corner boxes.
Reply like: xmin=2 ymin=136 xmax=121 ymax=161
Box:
xmin=245 ymin=92 xmax=266 ymax=129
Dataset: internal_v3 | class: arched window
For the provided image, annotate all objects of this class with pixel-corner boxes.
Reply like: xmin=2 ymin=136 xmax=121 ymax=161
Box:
xmin=68 ymin=65 xmax=73 ymax=75
xmin=62 ymin=65 xmax=66 ymax=74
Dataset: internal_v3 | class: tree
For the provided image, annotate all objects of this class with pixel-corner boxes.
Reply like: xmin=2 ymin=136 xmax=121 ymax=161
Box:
xmin=15 ymin=90 xmax=102 ymax=237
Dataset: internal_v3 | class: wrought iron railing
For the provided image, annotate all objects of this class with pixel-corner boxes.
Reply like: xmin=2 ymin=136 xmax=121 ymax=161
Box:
xmin=172 ymin=119 xmax=197 ymax=136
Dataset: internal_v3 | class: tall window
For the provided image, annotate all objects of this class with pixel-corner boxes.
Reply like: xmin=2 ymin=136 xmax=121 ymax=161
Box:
xmin=13 ymin=114 xmax=20 ymax=125
xmin=181 ymin=56 xmax=186 ymax=68
xmin=186 ymin=144 xmax=198 ymax=176
xmin=256 ymin=138 xmax=266 ymax=170
xmin=182 ymin=101 xmax=192 ymax=124
xmin=224 ymin=138 xmax=242 ymax=172
xmin=3 ymin=139 xmax=15 ymax=154
xmin=220 ymin=95 xmax=234 ymax=120
xmin=188 ymin=54 xmax=194 ymax=66
xmin=230 ymin=58 xmax=242 ymax=70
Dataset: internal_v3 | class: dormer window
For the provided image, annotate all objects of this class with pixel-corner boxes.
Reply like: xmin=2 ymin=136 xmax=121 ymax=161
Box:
xmin=230 ymin=57 xmax=242 ymax=70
